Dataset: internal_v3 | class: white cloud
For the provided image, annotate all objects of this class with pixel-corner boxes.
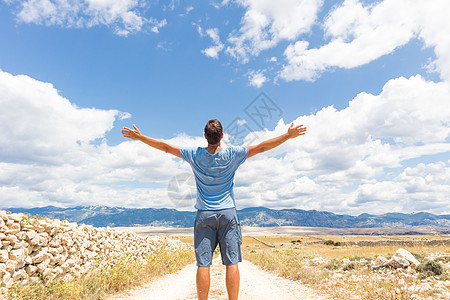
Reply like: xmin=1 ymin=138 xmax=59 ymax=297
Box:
xmin=179 ymin=6 xmax=194 ymax=17
xmin=7 ymin=0 xmax=164 ymax=36
xmin=150 ymin=18 xmax=167 ymax=34
xmin=232 ymin=74 xmax=450 ymax=214
xmin=350 ymin=161 xmax=450 ymax=213
xmin=0 ymin=69 xmax=186 ymax=209
xmin=248 ymin=69 xmax=267 ymax=88
xmin=201 ymin=27 xmax=224 ymax=59
xmin=279 ymin=0 xmax=450 ymax=82
xmin=0 ymin=69 xmax=448 ymax=214
xmin=226 ymin=0 xmax=323 ymax=62
xmin=0 ymin=69 xmax=120 ymax=163
xmin=237 ymin=119 xmax=247 ymax=125
xmin=201 ymin=0 xmax=450 ymax=84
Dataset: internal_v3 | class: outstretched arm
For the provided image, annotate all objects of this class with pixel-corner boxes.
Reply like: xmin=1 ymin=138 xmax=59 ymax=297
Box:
xmin=121 ymin=125 xmax=182 ymax=158
xmin=247 ymin=123 xmax=306 ymax=159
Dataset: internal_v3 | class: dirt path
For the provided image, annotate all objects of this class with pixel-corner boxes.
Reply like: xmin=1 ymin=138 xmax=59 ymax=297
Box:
xmin=109 ymin=258 xmax=329 ymax=300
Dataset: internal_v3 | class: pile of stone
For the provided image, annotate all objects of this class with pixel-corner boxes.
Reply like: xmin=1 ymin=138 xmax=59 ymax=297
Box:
xmin=371 ymin=248 xmax=421 ymax=269
xmin=0 ymin=211 xmax=191 ymax=292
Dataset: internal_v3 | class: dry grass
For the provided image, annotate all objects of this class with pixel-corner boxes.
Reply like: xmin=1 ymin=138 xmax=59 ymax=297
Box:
xmin=242 ymin=235 xmax=449 ymax=259
xmin=8 ymin=245 xmax=195 ymax=300
xmin=242 ymin=235 xmax=450 ymax=300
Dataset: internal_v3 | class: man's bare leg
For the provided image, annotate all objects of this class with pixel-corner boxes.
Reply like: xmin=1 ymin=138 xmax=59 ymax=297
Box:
xmin=226 ymin=264 xmax=239 ymax=300
xmin=197 ymin=266 xmax=210 ymax=300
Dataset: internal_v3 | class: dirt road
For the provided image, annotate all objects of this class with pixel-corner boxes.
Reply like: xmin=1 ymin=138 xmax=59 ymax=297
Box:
xmin=109 ymin=257 xmax=329 ymax=300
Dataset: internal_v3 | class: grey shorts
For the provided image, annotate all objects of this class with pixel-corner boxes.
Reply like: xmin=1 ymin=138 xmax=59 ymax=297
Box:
xmin=194 ymin=207 xmax=242 ymax=267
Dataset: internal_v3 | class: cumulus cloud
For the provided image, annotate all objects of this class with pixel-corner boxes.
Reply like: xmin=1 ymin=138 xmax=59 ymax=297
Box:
xmin=233 ymin=75 xmax=450 ymax=214
xmin=179 ymin=6 xmax=194 ymax=17
xmin=351 ymin=161 xmax=450 ymax=213
xmin=226 ymin=0 xmax=323 ymax=62
xmin=0 ymin=69 xmax=186 ymax=209
xmin=0 ymin=69 xmax=448 ymax=214
xmin=149 ymin=19 xmax=167 ymax=34
xmin=203 ymin=0 xmax=450 ymax=84
xmin=279 ymin=0 xmax=450 ymax=81
xmin=247 ymin=69 xmax=267 ymax=88
xmin=0 ymin=69 xmax=120 ymax=163
xmin=201 ymin=27 xmax=224 ymax=59
xmin=6 ymin=0 xmax=165 ymax=36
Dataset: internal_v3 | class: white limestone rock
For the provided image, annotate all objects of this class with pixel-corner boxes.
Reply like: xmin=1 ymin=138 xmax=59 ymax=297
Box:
xmin=30 ymin=234 xmax=48 ymax=247
xmin=31 ymin=250 xmax=52 ymax=264
xmin=0 ymin=211 xmax=7 ymax=221
xmin=372 ymin=256 xmax=388 ymax=268
xmin=5 ymin=260 xmax=18 ymax=273
xmin=36 ymin=258 xmax=51 ymax=273
xmin=9 ymin=248 xmax=27 ymax=269
xmin=2 ymin=272 xmax=13 ymax=289
xmin=386 ymin=256 xmax=410 ymax=268
xmin=12 ymin=269 xmax=28 ymax=281
xmin=312 ymin=257 xmax=325 ymax=264
xmin=393 ymin=248 xmax=420 ymax=267
xmin=8 ymin=213 xmax=24 ymax=222
xmin=24 ymin=230 xmax=37 ymax=241
xmin=6 ymin=222 xmax=21 ymax=235
xmin=0 ymin=250 xmax=8 ymax=263
xmin=0 ymin=263 xmax=6 ymax=276
xmin=4 ymin=235 xmax=18 ymax=245
xmin=26 ymin=265 xmax=38 ymax=276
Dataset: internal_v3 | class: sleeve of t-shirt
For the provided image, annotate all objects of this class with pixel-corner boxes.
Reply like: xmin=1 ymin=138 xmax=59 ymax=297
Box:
xmin=179 ymin=147 xmax=196 ymax=165
xmin=233 ymin=146 xmax=248 ymax=167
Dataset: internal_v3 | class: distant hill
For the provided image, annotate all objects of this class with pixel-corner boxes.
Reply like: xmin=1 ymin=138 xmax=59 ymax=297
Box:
xmin=4 ymin=206 xmax=450 ymax=229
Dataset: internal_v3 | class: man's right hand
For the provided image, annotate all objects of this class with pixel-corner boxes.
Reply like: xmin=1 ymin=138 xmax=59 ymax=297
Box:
xmin=286 ymin=123 xmax=307 ymax=139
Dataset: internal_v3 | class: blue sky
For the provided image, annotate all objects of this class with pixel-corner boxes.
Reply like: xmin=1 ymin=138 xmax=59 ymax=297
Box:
xmin=0 ymin=0 xmax=449 ymax=215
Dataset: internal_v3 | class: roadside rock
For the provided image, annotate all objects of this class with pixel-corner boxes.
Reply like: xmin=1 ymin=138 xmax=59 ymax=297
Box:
xmin=393 ymin=248 xmax=420 ymax=267
xmin=385 ymin=256 xmax=410 ymax=268
xmin=312 ymin=257 xmax=325 ymax=264
xmin=0 ymin=251 xmax=8 ymax=263
xmin=372 ymin=249 xmax=421 ymax=269
xmin=371 ymin=256 xmax=388 ymax=268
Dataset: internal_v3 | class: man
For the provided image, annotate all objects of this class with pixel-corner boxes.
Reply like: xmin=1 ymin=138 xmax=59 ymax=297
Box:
xmin=121 ymin=119 xmax=306 ymax=300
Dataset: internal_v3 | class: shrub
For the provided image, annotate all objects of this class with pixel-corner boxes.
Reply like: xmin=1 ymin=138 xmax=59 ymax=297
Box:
xmin=324 ymin=258 xmax=342 ymax=270
xmin=416 ymin=260 xmax=443 ymax=277
xmin=412 ymin=252 xmax=427 ymax=264
xmin=324 ymin=240 xmax=340 ymax=246
xmin=434 ymin=256 xmax=450 ymax=264
xmin=343 ymin=262 xmax=357 ymax=271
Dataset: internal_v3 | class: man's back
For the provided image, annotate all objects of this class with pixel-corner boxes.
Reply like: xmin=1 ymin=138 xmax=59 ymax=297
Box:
xmin=180 ymin=146 xmax=248 ymax=210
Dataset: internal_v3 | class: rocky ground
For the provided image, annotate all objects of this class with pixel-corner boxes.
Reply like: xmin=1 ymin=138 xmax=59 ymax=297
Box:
xmin=291 ymin=248 xmax=450 ymax=299
xmin=1 ymin=214 xmax=449 ymax=299
xmin=0 ymin=211 xmax=190 ymax=294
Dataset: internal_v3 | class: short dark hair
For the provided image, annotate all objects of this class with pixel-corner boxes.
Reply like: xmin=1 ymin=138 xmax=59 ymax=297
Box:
xmin=204 ymin=119 xmax=223 ymax=145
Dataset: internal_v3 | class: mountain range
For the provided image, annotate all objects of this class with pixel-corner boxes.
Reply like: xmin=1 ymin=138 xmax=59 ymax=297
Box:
xmin=4 ymin=206 xmax=450 ymax=229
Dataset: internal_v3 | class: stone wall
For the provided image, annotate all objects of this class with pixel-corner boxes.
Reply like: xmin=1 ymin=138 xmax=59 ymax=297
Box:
xmin=341 ymin=239 xmax=450 ymax=247
xmin=0 ymin=211 xmax=191 ymax=292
